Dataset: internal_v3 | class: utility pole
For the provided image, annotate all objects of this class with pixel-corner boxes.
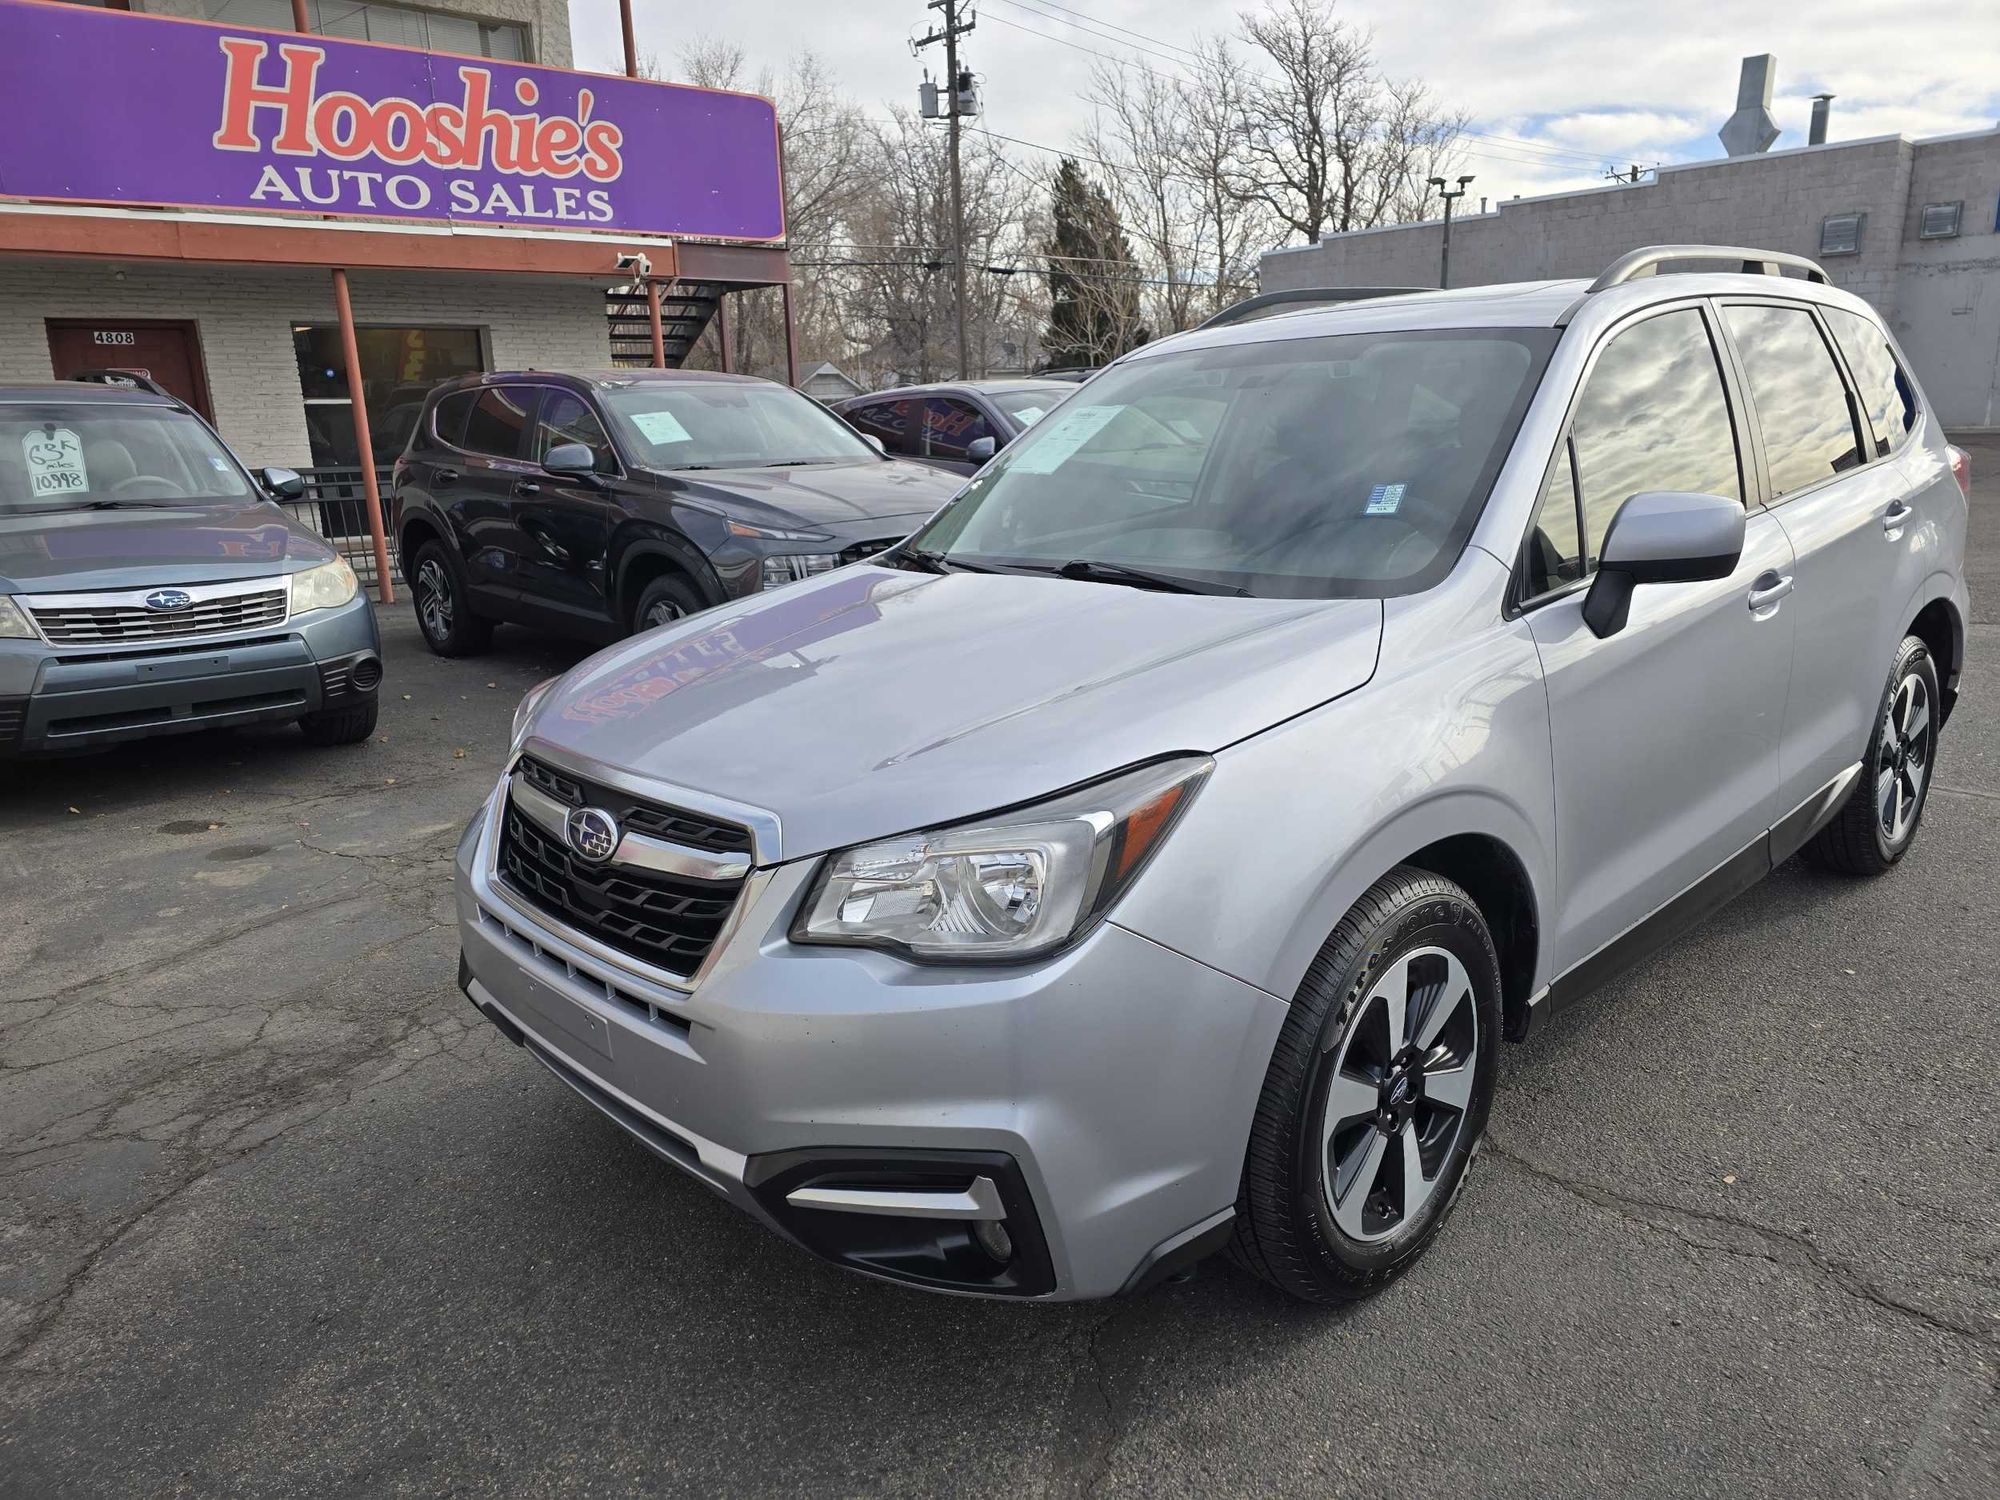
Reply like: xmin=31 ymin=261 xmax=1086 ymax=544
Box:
xmin=915 ymin=0 xmax=975 ymax=379
xmin=1426 ymin=174 xmax=1474 ymax=289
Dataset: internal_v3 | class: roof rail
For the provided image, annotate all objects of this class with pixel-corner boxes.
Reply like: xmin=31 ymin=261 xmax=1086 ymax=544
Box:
xmin=1198 ymin=285 xmax=1431 ymax=330
xmin=1588 ymin=244 xmax=1829 ymax=294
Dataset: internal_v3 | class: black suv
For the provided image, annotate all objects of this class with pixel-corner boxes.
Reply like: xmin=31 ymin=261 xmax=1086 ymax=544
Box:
xmin=393 ymin=370 xmax=964 ymax=654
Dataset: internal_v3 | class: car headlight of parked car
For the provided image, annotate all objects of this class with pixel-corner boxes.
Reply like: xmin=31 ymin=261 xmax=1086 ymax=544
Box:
xmin=290 ymin=557 xmax=359 ymax=615
xmin=760 ymin=553 xmax=844 ymax=591
xmin=0 ymin=596 xmax=36 ymax=639
xmin=511 ymin=676 xmax=559 ymax=749
xmin=792 ymin=755 xmax=1211 ymax=962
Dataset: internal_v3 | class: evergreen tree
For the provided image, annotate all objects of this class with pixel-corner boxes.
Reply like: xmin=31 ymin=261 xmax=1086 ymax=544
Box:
xmin=1043 ymin=158 xmax=1145 ymax=368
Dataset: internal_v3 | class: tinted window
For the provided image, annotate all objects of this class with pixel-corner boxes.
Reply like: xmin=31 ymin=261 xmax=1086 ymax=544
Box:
xmin=1722 ymin=304 xmax=1863 ymax=497
xmin=910 ymin=328 xmax=1557 ymax=600
xmin=847 ymin=399 xmax=915 ymax=456
xmin=1523 ymin=438 xmax=1584 ymax=597
xmin=461 ymin=386 xmax=535 ymax=459
xmin=923 ymin=398 xmax=994 ymax=460
xmin=1569 ymin=309 xmax=1741 ymax=565
xmin=0 ymin=404 xmax=251 ymax=513
xmin=432 ymin=390 xmax=475 ymax=448
xmin=600 ymin=383 xmax=876 ymax=469
xmin=1823 ymin=306 xmax=1918 ymax=458
xmin=534 ymin=391 xmax=616 ymax=473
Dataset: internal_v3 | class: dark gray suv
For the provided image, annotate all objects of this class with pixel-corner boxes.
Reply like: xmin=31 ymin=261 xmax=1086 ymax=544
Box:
xmin=0 ymin=384 xmax=382 ymax=755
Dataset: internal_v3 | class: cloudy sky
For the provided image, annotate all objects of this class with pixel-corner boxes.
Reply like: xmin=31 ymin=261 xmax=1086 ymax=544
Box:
xmin=573 ymin=0 xmax=1999 ymax=228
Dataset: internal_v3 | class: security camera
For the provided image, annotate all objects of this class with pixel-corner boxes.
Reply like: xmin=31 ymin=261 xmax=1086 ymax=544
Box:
xmin=614 ymin=252 xmax=652 ymax=278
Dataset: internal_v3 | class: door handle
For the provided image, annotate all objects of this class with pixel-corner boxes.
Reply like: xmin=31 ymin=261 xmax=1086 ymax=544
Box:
xmin=1748 ymin=572 xmax=1793 ymax=612
xmin=1881 ymin=500 xmax=1914 ymax=532
xmin=433 ymin=467 xmax=459 ymax=486
xmin=514 ymin=480 xmax=541 ymax=496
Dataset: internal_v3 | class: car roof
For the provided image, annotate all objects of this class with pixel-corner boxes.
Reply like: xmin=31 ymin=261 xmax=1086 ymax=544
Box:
xmin=433 ymin=368 xmax=776 ymax=400
xmin=0 ymin=383 xmax=179 ymax=406
xmin=843 ymin=378 xmax=1073 ymax=403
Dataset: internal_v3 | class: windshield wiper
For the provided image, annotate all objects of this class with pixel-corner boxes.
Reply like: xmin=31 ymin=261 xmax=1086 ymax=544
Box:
xmin=7 ymin=499 xmax=176 ymax=515
xmin=758 ymin=459 xmax=829 ymax=468
xmin=1047 ymin=559 xmax=1248 ymax=596
xmin=892 ymin=546 xmax=1002 ymax=575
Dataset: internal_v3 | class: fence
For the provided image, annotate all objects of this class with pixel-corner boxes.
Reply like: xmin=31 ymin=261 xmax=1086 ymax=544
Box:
xmin=276 ymin=467 xmax=400 ymax=594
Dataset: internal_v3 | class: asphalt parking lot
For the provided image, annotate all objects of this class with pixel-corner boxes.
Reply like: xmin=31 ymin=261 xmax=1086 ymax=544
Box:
xmin=5 ymin=440 xmax=1998 ymax=1499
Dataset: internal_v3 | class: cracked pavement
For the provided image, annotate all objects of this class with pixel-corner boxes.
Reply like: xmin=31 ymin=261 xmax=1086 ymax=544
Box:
xmin=4 ymin=438 xmax=1998 ymax=1498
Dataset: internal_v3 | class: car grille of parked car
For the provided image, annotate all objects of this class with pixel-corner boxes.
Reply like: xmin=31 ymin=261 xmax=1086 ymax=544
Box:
xmin=498 ymin=754 xmax=752 ymax=977
xmin=29 ymin=587 xmax=289 ymax=645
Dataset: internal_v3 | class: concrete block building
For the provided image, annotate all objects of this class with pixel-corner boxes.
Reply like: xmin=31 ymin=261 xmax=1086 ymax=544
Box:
xmin=1261 ymin=128 xmax=2000 ymax=429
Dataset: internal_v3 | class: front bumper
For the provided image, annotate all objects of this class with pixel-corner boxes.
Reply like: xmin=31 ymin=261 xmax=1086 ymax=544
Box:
xmin=453 ymin=791 xmax=1286 ymax=1300
xmin=0 ymin=594 xmax=380 ymax=755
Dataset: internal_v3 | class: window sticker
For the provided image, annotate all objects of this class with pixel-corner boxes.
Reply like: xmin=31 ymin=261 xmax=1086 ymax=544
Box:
xmin=1011 ymin=406 xmax=1047 ymax=427
xmin=1007 ymin=404 xmax=1122 ymax=474
xmin=208 ymin=454 xmax=234 ymax=473
xmin=23 ymin=427 xmax=87 ymax=496
xmin=1364 ymin=482 xmax=1406 ymax=516
xmin=630 ymin=409 xmax=693 ymax=445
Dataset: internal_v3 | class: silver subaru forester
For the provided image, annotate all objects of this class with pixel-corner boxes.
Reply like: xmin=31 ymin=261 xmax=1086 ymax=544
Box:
xmin=456 ymin=246 xmax=1969 ymax=1303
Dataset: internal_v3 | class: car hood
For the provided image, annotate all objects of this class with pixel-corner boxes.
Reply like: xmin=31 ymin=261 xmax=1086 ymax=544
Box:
xmin=655 ymin=458 xmax=961 ymax=533
xmin=526 ymin=566 xmax=1383 ymax=860
xmin=0 ymin=501 xmax=335 ymax=593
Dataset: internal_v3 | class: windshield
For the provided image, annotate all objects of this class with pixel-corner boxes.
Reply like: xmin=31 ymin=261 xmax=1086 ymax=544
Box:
xmin=988 ymin=390 xmax=1060 ymax=429
xmin=907 ymin=328 xmax=1557 ymax=598
xmin=0 ymin=404 xmax=254 ymax=514
xmin=599 ymin=382 xmax=879 ymax=470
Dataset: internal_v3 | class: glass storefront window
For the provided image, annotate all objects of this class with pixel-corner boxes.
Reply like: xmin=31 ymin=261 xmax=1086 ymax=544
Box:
xmin=293 ymin=325 xmax=486 ymax=468
xmin=201 ymin=1 xmax=532 ymax=62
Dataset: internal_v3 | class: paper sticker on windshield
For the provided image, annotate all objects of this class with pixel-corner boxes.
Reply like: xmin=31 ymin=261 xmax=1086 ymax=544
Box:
xmin=1007 ymin=405 xmax=1122 ymax=474
xmin=630 ymin=409 xmax=692 ymax=445
xmin=1364 ymin=482 xmax=1406 ymax=516
xmin=1012 ymin=406 xmax=1047 ymax=427
xmin=23 ymin=428 xmax=87 ymax=496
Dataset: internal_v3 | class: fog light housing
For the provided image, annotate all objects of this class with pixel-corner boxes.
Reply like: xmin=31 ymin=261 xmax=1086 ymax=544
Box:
xmin=973 ymin=1218 xmax=1014 ymax=1264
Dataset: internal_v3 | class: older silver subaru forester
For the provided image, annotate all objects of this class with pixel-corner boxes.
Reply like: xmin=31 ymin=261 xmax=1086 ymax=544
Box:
xmin=456 ymin=246 xmax=1969 ymax=1303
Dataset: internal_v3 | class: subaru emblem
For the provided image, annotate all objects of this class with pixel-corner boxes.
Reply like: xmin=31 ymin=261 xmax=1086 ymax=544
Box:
xmin=145 ymin=588 xmax=193 ymax=613
xmin=564 ymin=806 xmax=620 ymax=864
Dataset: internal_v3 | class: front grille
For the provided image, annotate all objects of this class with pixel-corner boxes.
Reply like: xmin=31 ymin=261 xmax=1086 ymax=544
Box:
xmin=31 ymin=587 xmax=288 ymax=644
xmin=516 ymin=754 xmax=751 ymax=856
xmin=498 ymin=806 xmax=743 ymax=977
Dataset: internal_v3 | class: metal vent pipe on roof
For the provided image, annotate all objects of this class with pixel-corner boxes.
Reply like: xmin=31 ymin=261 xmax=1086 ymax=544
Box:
xmin=1809 ymin=94 xmax=1835 ymax=146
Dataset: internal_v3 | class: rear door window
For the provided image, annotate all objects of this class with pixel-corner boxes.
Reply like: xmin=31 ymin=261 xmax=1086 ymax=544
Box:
xmin=846 ymin=399 xmax=916 ymax=457
xmin=1721 ymin=304 xmax=1865 ymax=497
xmin=460 ymin=385 xmax=536 ymax=459
xmin=431 ymin=391 xmax=475 ymax=448
xmin=1822 ymin=307 xmax=1919 ymax=458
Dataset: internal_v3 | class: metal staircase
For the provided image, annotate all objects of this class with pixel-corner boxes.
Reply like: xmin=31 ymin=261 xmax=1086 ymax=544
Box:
xmin=605 ymin=281 xmax=725 ymax=368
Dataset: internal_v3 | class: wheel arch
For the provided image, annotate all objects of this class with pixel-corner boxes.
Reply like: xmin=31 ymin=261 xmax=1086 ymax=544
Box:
xmin=1905 ymin=585 xmax=1963 ymax=725
xmin=397 ymin=507 xmax=447 ymax=588
xmin=614 ymin=537 xmax=720 ymax=624
xmin=1396 ymin=832 xmax=1541 ymax=1043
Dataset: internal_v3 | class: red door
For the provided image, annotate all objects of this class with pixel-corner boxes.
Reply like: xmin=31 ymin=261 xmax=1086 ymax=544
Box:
xmin=46 ymin=319 xmax=215 ymax=422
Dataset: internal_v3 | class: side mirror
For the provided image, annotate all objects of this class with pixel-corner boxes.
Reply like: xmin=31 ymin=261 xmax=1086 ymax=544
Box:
xmin=1582 ymin=490 xmax=1745 ymax=638
xmin=966 ymin=435 xmax=998 ymax=463
xmin=259 ymin=466 xmax=305 ymax=501
xmin=861 ymin=433 xmax=886 ymax=455
xmin=543 ymin=442 xmax=598 ymax=478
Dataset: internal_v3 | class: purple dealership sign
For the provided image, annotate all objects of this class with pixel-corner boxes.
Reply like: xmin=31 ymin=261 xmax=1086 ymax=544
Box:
xmin=0 ymin=0 xmax=784 ymax=241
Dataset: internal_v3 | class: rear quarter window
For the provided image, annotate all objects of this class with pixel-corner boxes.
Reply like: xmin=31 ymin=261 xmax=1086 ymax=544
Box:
xmin=1823 ymin=306 xmax=1919 ymax=458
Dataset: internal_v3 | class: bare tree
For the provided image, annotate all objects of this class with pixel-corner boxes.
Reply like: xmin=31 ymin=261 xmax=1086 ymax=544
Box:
xmin=1083 ymin=62 xmax=1200 ymax=335
xmin=1232 ymin=0 xmax=1466 ymax=243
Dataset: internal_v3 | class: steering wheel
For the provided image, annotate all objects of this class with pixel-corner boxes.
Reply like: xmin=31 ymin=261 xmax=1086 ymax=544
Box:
xmin=110 ymin=474 xmax=189 ymax=499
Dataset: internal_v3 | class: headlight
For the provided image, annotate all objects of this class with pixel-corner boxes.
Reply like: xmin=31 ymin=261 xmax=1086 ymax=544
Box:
xmin=760 ymin=553 xmax=843 ymax=591
xmin=291 ymin=557 xmax=358 ymax=614
xmin=0 ymin=596 xmax=36 ymax=640
xmin=511 ymin=676 xmax=558 ymax=748
xmin=792 ymin=755 xmax=1211 ymax=962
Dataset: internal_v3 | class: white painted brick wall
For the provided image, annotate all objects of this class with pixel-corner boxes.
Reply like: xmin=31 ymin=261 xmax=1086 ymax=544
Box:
xmin=0 ymin=262 xmax=614 ymax=467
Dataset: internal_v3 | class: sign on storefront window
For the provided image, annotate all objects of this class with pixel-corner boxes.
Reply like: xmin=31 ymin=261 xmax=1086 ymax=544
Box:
xmin=0 ymin=0 xmax=784 ymax=241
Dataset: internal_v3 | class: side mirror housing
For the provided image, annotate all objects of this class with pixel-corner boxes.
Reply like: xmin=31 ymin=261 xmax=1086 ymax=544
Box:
xmin=965 ymin=435 xmax=998 ymax=463
xmin=543 ymin=442 xmax=599 ymax=478
xmin=259 ymin=466 xmax=306 ymax=501
xmin=1582 ymin=490 xmax=1745 ymax=638
xmin=861 ymin=433 xmax=886 ymax=455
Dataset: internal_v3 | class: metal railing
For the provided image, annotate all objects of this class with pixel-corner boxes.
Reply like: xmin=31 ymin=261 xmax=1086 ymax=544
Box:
xmin=275 ymin=466 xmax=398 ymax=590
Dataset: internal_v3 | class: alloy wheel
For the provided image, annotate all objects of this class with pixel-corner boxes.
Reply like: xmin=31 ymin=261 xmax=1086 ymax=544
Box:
xmin=1320 ymin=945 xmax=1480 ymax=1242
xmin=417 ymin=558 xmax=454 ymax=642
xmin=1878 ymin=671 xmax=1932 ymax=844
xmin=642 ymin=600 xmax=683 ymax=629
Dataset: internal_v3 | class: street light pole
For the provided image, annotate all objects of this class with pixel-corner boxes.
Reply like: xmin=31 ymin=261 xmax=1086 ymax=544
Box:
xmin=1426 ymin=174 xmax=1475 ymax=290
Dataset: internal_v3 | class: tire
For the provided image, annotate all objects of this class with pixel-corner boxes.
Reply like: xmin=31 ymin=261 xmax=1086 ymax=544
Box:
xmin=631 ymin=572 xmax=703 ymax=635
xmin=410 ymin=540 xmax=492 ymax=657
xmin=298 ymin=698 xmax=379 ymax=747
xmin=1802 ymin=635 xmax=1939 ymax=876
xmin=1231 ymin=866 xmax=1502 ymax=1304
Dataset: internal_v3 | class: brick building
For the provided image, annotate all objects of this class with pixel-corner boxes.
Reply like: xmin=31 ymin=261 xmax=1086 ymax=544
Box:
xmin=1260 ymin=128 xmax=2000 ymax=429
